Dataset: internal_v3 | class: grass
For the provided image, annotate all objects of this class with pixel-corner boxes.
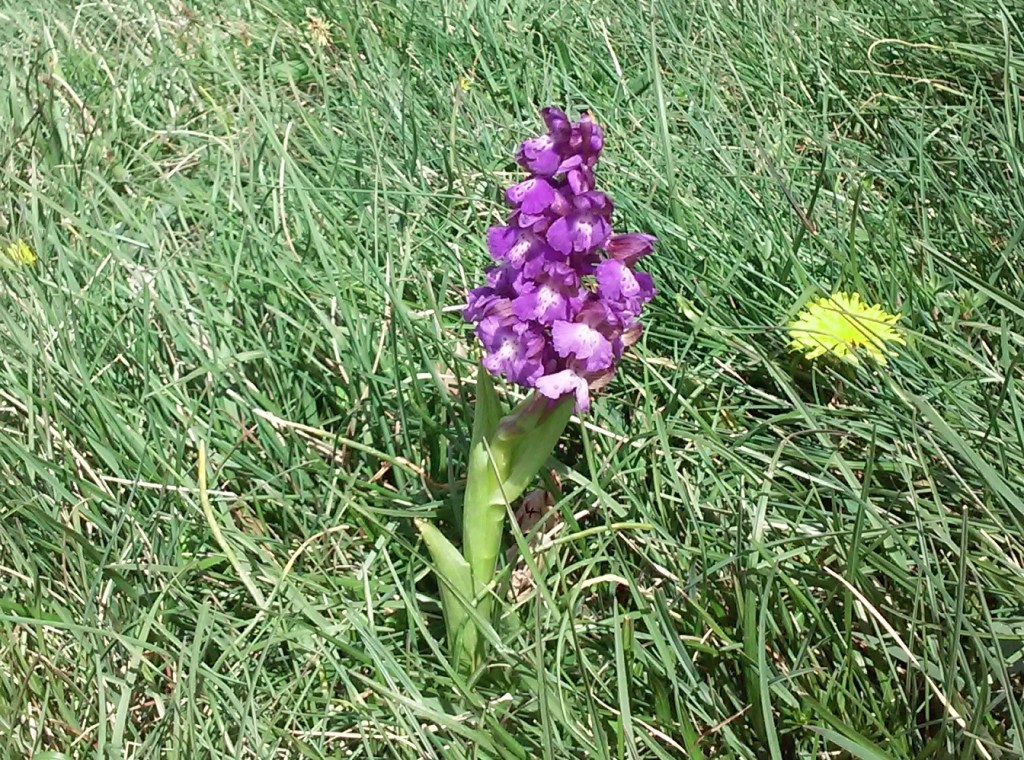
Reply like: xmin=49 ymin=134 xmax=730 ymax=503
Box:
xmin=1 ymin=0 xmax=1023 ymax=757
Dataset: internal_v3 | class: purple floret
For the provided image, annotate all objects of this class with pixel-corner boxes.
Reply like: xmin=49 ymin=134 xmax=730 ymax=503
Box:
xmin=465 ymin=108 xmax=656 ymax=411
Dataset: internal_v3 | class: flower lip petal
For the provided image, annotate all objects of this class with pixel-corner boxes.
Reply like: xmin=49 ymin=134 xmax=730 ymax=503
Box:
xmin=551 ymin=320 xmax=613 ymax=372
xmin=546 ymin=216 xmax=573 ymax=254
xmin=515 ymin=210 xmax=549 ymax=230
xmin=632 ymin=271 xmax=656 ymax=305
xmin=517 ymin=133 xmax=564 ymax=175
xmin=486 ymin=226 xmax=518 ymax=260
xmin=596 ymin=260 xmax=638 ymax=301
xmin=507 ymin=178 xmax=556 ymax=215
xmin=536 ymin=369 xmax=590 ymax=411
xmin=511 ymin=280 xmax=572 ymax=325
xmin=577 ymin=215 xmax=611 ymax=252
xmin=567 ymin=168 xmax=590 ymax=195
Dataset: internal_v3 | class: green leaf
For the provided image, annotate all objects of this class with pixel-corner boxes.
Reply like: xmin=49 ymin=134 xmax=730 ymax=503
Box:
xmin=903 ymin=390 xmax=1024 ymax=526
xmin=415 ymin=519 xmax=479 ymax=670
xmin=461 ymin=433 xmax=511 ymax=591
xmin=806 ymin=726 xmax=895 ymax=760
xmin=500 ymin=394 xmax=574 ymax=501
xmin=470 ymin=365 xmax=503 ymax=455
xmin=269 ymin=59 xmax=310 ymax=82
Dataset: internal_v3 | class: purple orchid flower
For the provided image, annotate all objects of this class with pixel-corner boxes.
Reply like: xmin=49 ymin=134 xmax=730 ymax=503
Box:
xmin=464 ymin=107 xmax=656 ymax=411
xmin=546 ymin=191 xmax=613 ymax=255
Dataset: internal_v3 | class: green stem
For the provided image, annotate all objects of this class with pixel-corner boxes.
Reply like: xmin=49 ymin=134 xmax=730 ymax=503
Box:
xmin=462 ymin=393 xmax=573 ymax=590
xmin=420 ymin=386 xmax=574 ymax=670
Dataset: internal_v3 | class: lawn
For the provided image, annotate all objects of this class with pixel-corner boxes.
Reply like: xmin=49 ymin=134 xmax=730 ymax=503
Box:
xmin=1 ymin=0 xmax=1023 ymax=757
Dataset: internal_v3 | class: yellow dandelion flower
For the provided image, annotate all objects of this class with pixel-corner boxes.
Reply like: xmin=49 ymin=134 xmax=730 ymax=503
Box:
xmin=787 ymin=291 xmax=905 ymax=364
xmin=306 ymin=11 xmax=332 ymax=48
xmin=5 ymin=239 xmax=37 ymax=266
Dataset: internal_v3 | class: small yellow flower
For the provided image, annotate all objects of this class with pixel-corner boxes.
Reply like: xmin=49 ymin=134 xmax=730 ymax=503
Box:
xmin=306 ymin=11 xmax=332 ymax=48
xmin=788 ymin=291 xmax=905 ymax=364
xmin=5 ymin=239 xmax=37 ymax=266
